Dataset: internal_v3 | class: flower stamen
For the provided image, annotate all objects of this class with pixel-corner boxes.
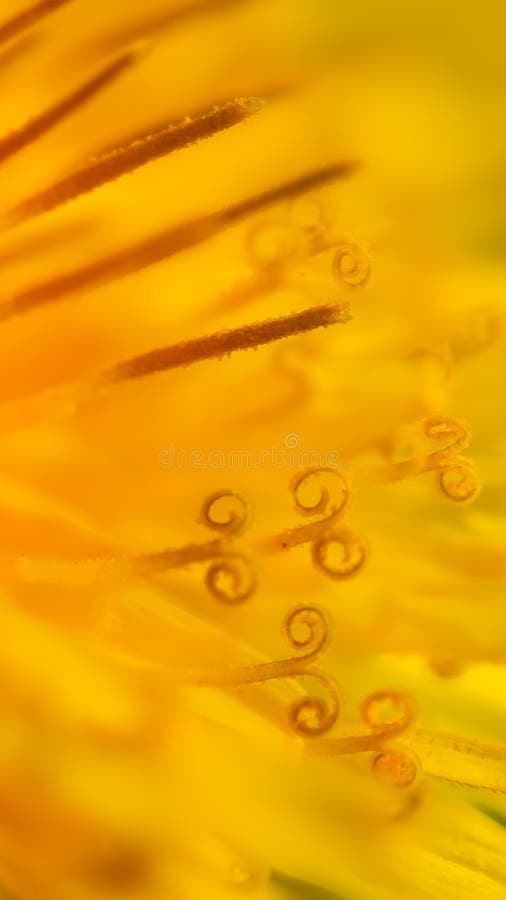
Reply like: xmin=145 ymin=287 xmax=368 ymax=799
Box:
xmin=359 ymin=416 xmax=480 ymax=502
xmin=263 ymin=468 xmax=367 ymax=580
xmin=186 ymin=605 xmax=340 ymax=736
xmin=136 ymin=490 xmax=256 ymax=603
xmin=7 ymin=97 xmax=265 ymax=222
xmin=304 ymin=690 xmax=415 ymax=777
xmin=332 ymin=241 xmax=371 ymax=288
xmin=0 ymin=162 xmax=357 ymax=320
xmin=0 ymin=0 xmax=74 ymax=48
xmin=0 ymin=46 xmax=141 ymax=166
xmin=96 ymin=302 xmax=351 ymax=384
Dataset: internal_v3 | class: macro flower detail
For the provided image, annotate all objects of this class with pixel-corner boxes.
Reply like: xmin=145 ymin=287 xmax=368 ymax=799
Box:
xmin=359 ymin=415 xmax=481 ymax=503
xmin=188 ymin=604 xmax=340 ymax=737
xmin=263 ymin=467 xmax=367 ymax=581
xmin=0 ymin=1 xmax=505 ymax=899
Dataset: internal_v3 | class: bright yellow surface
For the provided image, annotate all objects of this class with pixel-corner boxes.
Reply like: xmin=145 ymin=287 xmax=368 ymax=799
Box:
xmin=0 ymin=1 xmax=505 ymax=898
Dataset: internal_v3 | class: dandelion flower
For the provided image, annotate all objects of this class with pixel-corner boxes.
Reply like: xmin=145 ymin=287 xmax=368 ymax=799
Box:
xmin=0 ymin=1 xmax=504 ymax=899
